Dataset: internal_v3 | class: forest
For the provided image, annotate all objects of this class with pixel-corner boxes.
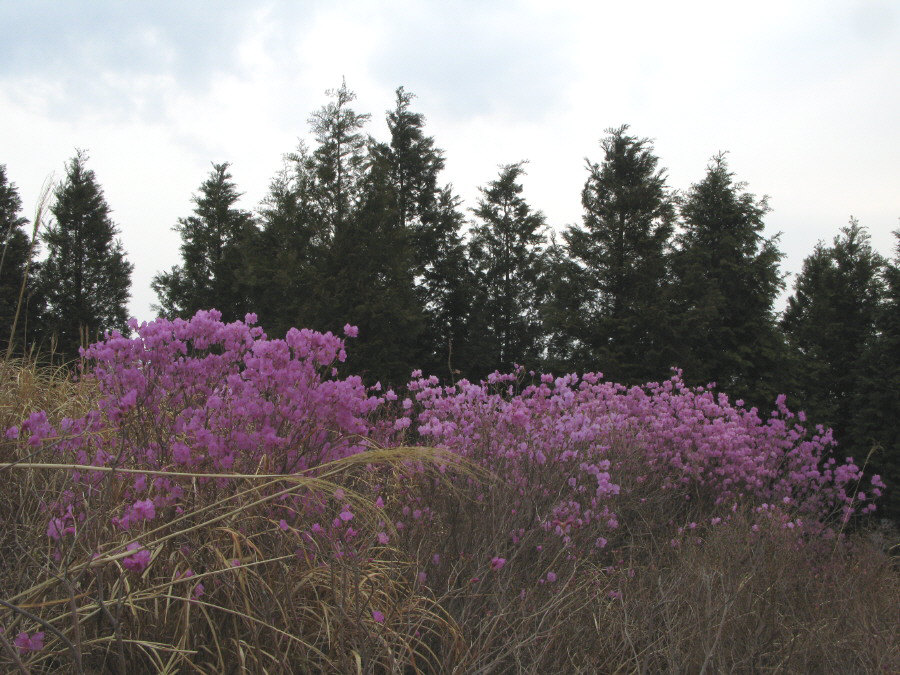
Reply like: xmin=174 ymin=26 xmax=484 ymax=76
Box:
xmin=2 ymin=82 xmax=898 ymax=521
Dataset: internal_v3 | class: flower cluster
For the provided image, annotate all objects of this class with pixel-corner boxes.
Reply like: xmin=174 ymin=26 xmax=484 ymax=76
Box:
xmin=3 ymin=311 xmax=883 ymax=591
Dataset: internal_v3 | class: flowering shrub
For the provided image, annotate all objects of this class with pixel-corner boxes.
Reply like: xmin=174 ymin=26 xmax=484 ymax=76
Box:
xmin=4 ymin=311 xmax=883 ymax=561
xmin=6 ymin=310 xmax=388 ymax=540
xmin=409 ymin=367 xmax=880 ymax=526
xmin=0 ymin=310 xmax=892 ymax=670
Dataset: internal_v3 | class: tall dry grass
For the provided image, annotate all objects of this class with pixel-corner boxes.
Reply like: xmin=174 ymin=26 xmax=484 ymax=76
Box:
xmin=0 ymin=359 xmax=897 ymax=673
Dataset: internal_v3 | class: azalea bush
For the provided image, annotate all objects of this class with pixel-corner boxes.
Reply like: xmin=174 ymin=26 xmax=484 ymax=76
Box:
xmin=0 ymin=310 xmax=896 ymax=672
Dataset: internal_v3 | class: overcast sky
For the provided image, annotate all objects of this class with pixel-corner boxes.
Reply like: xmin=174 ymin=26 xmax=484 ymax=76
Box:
xmin=1 ymin=0 xmax=897 ymax=323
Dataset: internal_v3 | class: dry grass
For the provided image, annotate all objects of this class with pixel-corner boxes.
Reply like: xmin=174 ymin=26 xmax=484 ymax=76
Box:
xmin=0 ymin=359 xmax=897 ymax=673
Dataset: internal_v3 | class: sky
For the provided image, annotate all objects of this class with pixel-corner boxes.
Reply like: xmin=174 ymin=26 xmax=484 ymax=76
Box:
xmin=1 ymin=0 xmax=898 ymax=323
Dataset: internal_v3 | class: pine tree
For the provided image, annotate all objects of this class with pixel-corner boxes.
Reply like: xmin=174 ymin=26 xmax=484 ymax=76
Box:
xmin=307 ymin=80 xmax=371 ymax=240
xmin=419 ymin=187 xmax=474 ymax=380
xmin=367 ymin=88 xmax=471 ymax=379
xmin=781 ymin=220 xmax=885 ymax=444
xmin=0 ymin=164 xmax=43 ymax=352
xmin=669 ymin=153 xmax=786 ymax=406
xmin=248 ymin=148 xmax=324 ymax=336
xmin=468 ymin=162 xmax=548 ymax=376
xmin=561 ymin=126 xmax=675 ymax=383
xmin=323 ymin=163 xmax=425 ymax=385
xmin=152 ymin=163 xmax=257 ymax=322
xmin=853 ymin=229 xmax=900 ymax=519
xmin=39 ymin=151 xmax=133 ymax=358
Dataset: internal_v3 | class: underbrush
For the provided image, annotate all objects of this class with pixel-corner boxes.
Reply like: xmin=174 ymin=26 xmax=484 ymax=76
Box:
xmin=0 ymin=312 xmax=896 ymax=673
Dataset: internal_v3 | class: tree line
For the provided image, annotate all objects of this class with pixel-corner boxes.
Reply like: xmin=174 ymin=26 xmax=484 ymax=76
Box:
xmin=1 ymin=83 xmax=897 ymax=517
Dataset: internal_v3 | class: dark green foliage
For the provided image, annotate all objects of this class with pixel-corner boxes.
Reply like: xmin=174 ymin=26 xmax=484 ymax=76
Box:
xmin=467 ymin=162 xmax=548 ymax=376
xmin=39 ymin=151 xmax=133 ymax=359
xmin=368 ymin=88 xmax=471 ymax=380
xmin=669 ymin=153 xmax=786 ymax=407
xmin=152 ymin=163 xmax=257 ymax=322
xmin=246 ymin=148 xmax=324 ymax=336
xmin=0 ymin=164 xmax=43 ymax=353
xmin=322 ymin=165 xmax=424 ymax=385
xmin=417 ymin=187 xmax=474 ymax=380
xmin=781 ymin=220 xmax=885 ymax=449
xmin=308 ymin=80 xmax=371 ymax=238
xmin=853 ymin=229 xmax=900 ymax=518
xmin=559 ymin=126 xmax=675 ymax=382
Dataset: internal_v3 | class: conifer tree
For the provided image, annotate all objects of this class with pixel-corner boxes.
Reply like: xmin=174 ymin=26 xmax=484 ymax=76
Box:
xmin=669 ymin=153 xmax=786 ymax=405
xmin=468 ymin=162 xmax=547 ymax=376
xmin=323 ymin=163 xmax=425 ymax=385
xmin=367 ymin=88 xmax=471 ymax=379
xmin=852 ymin=229 xmax=900 ymax=518
xmin=419 ymin=187 xmax=474 ymax=380
xmin=307 ymin=80 xmax=371 ymax=240
xmin=248 ymin=148 xmax=323 ymax=336
xmin=781 ymin=220 xmax=885 ymax=444
xmin=561 ymin=126 xmax=675 ymax=383
xmin=152 ymin=163 xmax=256 ymax=321
xmin=40 ymin=151 xmax=132 ymax=358
xmin=0 ymin=164 xmax=43 ymax=352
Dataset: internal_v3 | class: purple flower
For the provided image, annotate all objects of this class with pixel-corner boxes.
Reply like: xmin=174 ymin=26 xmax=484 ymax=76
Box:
xmin=123 ymin=542 xmax=151 ymax=573
xmin=14 ymin=631 xmax=44 ymax=653
xmin=343 ymin=324 xmax=359 ymax=338
xmin=545 ymin=571 xmax=557 ymax=583
xmin=490 ymin=556 xmax=506 ymax=571
xmin=371 ymin=610 xmax=385 ymax=623
xmin=131 ymin=498 xmax=156 ymax=521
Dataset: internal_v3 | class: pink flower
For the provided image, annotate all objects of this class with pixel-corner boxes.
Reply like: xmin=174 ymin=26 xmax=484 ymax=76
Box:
xmin=546 ymin=571 xmax=557 ymax=583
xmin=123 ymin=543 xmax=151 ymax=573
xmin=490 ymin=556 xmax=506 ymax=571
xmin=343 ymin=324 xmax=359 ymax=338
xmin=371 ymin=610 xmax=385 ymax=623
xmin=416 ymin=571 xmax=427 ymax=584
xmin=131 ymin=498 xmax=156 ymax=521
xmin=338 ymin=509 xmax=354 ymax=522
xmin=14 ymin=631 xmax=44 ymax=653
xmin=377 ymin=532 xmax=389 ymax=545
xmin=47 ymin=517 xmax=75 ymax=540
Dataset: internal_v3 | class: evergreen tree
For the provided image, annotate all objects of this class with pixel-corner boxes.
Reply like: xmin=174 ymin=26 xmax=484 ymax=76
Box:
xmin=248 ymin=148 xmax=324 ymax=336
xmin=323 ymin=162 xmax=425 ymax=385
xmin=0 ymin=164 xmax=43 ymax=352
xmin=367 ymin=88 xmax=471 ymax=379
xmin=781 ymin=220 xmax=885 ymax=445
xmin=39 ymin=151 xmax=132 ymax=358
xmin=542 ymin=230 xmax=590 ymax=374
xmin=853 ymin=229 xmax=900 ymax=519
xmin=419 ymin=187 xmax=474 ymax=380
xmin=307 ymin=80 xmax=371 ymax=240
xmin=561 ymin=126 xmax=675 ymax=383
xmin=152 ymin=163 xmax=257 ymax=322
xmin=669 ymin=153 xmax=786 ymax=406
xmin=468 ymin=162 xmax=547 ymax=376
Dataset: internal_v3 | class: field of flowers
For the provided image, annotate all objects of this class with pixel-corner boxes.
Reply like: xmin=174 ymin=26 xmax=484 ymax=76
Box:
xmin=0 ymin=310 xmax=897 ymax=673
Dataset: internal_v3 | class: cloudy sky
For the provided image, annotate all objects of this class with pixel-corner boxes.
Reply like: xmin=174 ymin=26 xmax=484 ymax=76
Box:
xmin=1 ymin=0 xmax=897 ymax=322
